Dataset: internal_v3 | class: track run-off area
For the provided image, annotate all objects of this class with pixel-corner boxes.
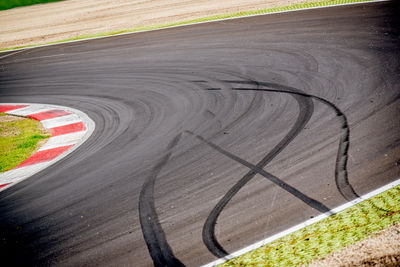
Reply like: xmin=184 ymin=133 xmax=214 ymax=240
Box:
xmin=0 ymin=1 xmax=399 ymax=266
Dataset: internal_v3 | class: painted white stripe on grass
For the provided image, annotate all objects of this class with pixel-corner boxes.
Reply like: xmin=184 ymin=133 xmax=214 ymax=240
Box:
xmin=0 ymin=0 xmax=389 ymax=54
xmin=40 ymin=114 xmax=81 ymax=128
xmin=203 ymin=178 xmax=400 ymax=267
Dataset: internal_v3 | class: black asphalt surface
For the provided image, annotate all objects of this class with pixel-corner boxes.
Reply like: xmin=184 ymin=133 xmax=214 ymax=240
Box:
xmin=1 ymin=1 xmax=399 ymax=266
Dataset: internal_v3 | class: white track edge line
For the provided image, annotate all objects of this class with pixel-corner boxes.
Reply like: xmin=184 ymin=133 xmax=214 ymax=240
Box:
xmin=202 ymin=178 xmax=400 ymax=266
xmin=0 ymin=49 xmax=27 ymax=59
xmin=0 ymin=103 xmax=95 ymax=192
xmin=0 ymin=0 xmax=389 ymax=55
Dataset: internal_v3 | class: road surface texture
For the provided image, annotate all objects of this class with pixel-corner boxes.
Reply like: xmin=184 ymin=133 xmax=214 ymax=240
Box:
xmin=0 ymin=1 xmax=399 ymax=266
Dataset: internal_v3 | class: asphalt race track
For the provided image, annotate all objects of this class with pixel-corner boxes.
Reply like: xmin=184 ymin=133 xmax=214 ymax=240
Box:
xmin=0 ymin=1 xmax=399 ymax=266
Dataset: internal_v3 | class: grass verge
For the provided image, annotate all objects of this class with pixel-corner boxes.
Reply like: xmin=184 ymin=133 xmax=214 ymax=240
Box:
xmin=219 ymin=184 xmax=400 ymax=266
xmin=0 ymin=0 xmax=378 ymax=52
xmin=0 ymin=0 xmax=63 ymax=11
xmin=0 ymin=113 xmax=50 ymax=172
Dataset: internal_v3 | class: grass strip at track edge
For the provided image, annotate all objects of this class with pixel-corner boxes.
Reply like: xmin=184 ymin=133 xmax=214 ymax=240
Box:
xmin=0 ymin=0 xmax=382 ymax=52
xmin=217 ymin=182 xmax=400 ymax=266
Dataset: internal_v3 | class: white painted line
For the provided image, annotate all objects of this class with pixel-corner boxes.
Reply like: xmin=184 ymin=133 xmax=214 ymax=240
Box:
xmin=0 ymin=0 xmax=389 ymax=55
xmin=0 ymin=49 xmax=28 ymax=60
xmin=202 ymin=178 xmax=400 ymax=266
xmin=40 ymin=114 xmax=81 ymax=128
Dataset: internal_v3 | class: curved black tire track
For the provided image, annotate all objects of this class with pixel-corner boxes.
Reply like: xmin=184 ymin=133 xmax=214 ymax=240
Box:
xmin=230 ymin=80 xmax=359 ymax=200
xmin=200 ymin=81 xmax=358 ymax=258
xmin=200 ymin=84 xmax=317 ymax=257
xmin=139 ymin=133 xmax=184 ymax=267
xmin=186 ymin=131 xmax=331 ymax=214
xmin=138 ymin=82 xmax=336 ymax=261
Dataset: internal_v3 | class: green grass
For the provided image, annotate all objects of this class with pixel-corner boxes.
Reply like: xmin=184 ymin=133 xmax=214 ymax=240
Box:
xmin=219 ymin=185 xmax=400 ymax=266
xmin=0 ymin=0 xmax=63 ymax=11
xmin=0 ymin=0 xmax=376 ymax=51
xmin=0 ymin=113 xmax=50 ymax=172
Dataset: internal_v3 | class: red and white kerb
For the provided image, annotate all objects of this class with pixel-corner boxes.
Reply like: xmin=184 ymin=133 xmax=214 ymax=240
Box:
xmin=0 ymin=104 xmax=94 ymax=191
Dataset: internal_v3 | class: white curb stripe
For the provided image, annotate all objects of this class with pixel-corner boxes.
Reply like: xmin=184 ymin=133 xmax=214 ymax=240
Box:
xmin=40 ymin=114 xmax=81 ymax=128
xmin=38 ymin=131 xmax=86 ymax=151
xmin=202 ymin=178 xmax=400 ymax=266
xmin=7 ymin=106 xmax=54 ymax=116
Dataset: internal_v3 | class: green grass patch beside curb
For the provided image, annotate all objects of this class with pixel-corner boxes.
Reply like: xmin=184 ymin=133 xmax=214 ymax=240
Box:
xmin=0 ymin=113 xmax=50 ymax=172
xmin=0 ymin=0 xmax=63 ymax=11
xmin=219 ymin=185 xmax=400 ymax=266
xmin=0 ymin=0 xmax=378 ymax=52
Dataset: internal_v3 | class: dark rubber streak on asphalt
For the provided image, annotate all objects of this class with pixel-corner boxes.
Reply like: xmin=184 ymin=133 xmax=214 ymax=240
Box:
xmin=139 ymin=133 xmax=185 ymax=267
xmin=198 ymin=80 xmax=358 ymax=257
xmin=198 ymin=84 xmax=319 ymax=257
xmin=230 ymin=81 xmax=359 ymax=200
xmin=186 ymin=131 xmax=331 ymax=214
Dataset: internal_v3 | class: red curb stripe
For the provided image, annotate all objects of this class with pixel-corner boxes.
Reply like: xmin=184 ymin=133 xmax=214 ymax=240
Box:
xmin=50 ymin=122 xmax=85 ymax=136
xmin=27 ymin=109 xmax=71 ymax=121
xmin=0 ymin=183 xmax=11 ymax=189
xmin=0 ymin=105 xmax=28 ymax=112
xmin=16 ymin=145 xmax=73 ymax=168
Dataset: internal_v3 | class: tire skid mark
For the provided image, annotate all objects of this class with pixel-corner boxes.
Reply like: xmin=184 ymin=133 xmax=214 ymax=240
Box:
xmin=196 ymin=85 xmax=317 ymax=257
xmin=229 ymin=80 xmax=358 ymax=201
xmin=199 ymin=80 xmax=358 ymax=258
xmin=186 ymin=130 xmax=332 ymax=257
xmin=138 ymin=80 xmax=358 ymax=263
xmin=139 ymin=133 xmax=184 ymax=267
xmin=185 ymin=131 xmax=331 ymax=214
